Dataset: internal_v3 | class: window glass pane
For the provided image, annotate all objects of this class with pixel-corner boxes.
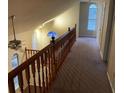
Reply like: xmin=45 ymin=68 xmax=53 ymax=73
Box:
xmin=89 ymin=4 xmax=97 ymax=8
xmin=12 ymin=58 xmax=18 ymax=68
xmin=14 ymin=76 xmax=19 ymax=89
xmin=11 ymin=54 xmax=19 ymax=89
xmin=88 ymin=20 xmax=96 ymax=31
xmin=88 ymin=8 xmax=97 ymax=19
xmin=87 ymin=4 xmax=97 ymax=31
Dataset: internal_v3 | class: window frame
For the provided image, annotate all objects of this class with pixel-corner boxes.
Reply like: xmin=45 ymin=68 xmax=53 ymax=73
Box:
xmin=11 ymin=53 xmax=19 ymax=90
xmin=87 ymin=3 xmax=97 ymax=31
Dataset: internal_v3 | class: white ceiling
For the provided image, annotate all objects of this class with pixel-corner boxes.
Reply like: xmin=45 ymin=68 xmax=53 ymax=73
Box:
xmin=9 ymin=0 xmax=78 ymax=34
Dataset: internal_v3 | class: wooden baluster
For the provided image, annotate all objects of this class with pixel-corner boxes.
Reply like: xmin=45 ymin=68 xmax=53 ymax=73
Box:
xmin=49 ymin=47 xmax=53 ymax=80
xmin=75 ymin=24 xmax=77 ymax=41
xmin=25 ymin=66 xmax=31 ymax=93
xmin=51 ymin=47 xmax=54 ymax=79
xmin=62 ymin=42 xmax=64 ymax=62
xmin=36 ymin=50 xmax=38 ymax=53
xmin=59 ymin=46 xmax=61 ymax=67
xmin=51 ymin=35 xmax=57 ymax=75
xmin=32 ymin=51 xmax=34 ymax=55
xmin=29 ymin=50 xmax=31 ymax=57
xmin=37 ymin=56 xmax=42 ymax=93
xmin=65 ymin=43 xmax=67 ymax=57
xmin=31 ymin=50 xmax=32 ymax=57
xmin=44 ymin=52 xmax=49 ymax=91
xmin=59 ymin=47 xmax=61 ymax=67
xmin=59 ymin=43 xmax=62 ymax=64
xmin=33 ymin=50 xmax=34 ymax=54
xmin=27 ymin=49 xmax=29 ymax=58
xmin=62 ymin=43 xmax=65 ymax=60
xmin=18 ymin=72 xmax=24 ymax=93
xmin=55 ymin=46 xmax=58 ymax=69
xmin=48 ymin=48 xmax=51 ymax=83
xmin=25 ymin=48 xmax=28 ymax=60
xmin=57 ymin=47 xmax=60 ymax=69
xmin=33 ymin=50 xmax=36 ymax=55
xmin=28 ymin=50 xmax=30 ymax=59
xmin=8 ymin=78 xmax=16 ymax=93
xmin=41 ymin=54 xmax=45 ymax=93
xmin=31 ymin=60 xmax=36 ymax=93
xmin=67 ymin=27 xmax=71 ymax=52
xmin=31 ymin=50 xmax=33 ymax=57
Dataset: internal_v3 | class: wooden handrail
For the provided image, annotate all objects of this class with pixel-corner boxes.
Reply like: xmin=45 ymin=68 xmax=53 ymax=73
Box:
xmin=8 ymin=25 xmax=76 ymax=93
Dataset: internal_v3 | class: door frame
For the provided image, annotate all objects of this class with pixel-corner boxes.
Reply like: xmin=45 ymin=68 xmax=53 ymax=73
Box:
xmin=103 ymin=0 xmax=115 ymax=63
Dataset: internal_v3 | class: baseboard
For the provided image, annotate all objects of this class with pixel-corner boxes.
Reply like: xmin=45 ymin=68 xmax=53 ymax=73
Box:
xmin=107 ymin=72 xmax=115 ymax=93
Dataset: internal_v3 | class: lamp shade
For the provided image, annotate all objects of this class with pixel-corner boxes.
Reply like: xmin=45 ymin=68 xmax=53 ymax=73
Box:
xmin=48 ymin=31 xmax=57 ymax=38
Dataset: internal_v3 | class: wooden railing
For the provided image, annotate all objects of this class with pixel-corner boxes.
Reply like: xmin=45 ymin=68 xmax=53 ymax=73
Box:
xmin=8 ymin=25 xmax=76 ymax=93
xmin=25 ymin=48 xmax=39 ymax=60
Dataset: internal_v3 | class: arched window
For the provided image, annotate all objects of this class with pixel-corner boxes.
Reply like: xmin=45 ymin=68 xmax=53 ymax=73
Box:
xmin=87 ymin=4 xmax=97 ymax=31
xmin=11 ymin=53 xmax=19 ymax=89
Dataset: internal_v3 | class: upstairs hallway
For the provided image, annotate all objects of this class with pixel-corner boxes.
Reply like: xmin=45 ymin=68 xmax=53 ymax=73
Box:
xmin=48 ymin=37 xmax=112 ymax=93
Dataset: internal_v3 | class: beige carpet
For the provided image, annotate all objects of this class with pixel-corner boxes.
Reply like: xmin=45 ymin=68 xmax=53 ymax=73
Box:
xmin=48 ymin=37 xmax=112 ymax=93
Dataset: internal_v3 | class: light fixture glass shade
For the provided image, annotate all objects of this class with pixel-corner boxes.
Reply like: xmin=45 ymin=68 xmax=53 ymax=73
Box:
xmin=48 ymin=31 xmax=57 ymax=38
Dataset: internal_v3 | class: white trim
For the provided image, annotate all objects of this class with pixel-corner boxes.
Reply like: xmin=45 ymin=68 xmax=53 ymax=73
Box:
xmin=107 ymin=72 xmax=115 ymax=93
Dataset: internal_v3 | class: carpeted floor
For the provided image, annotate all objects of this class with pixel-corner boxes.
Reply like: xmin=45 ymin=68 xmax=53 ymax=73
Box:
xmin=48 ymin=37 xmax=112 ymax=93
